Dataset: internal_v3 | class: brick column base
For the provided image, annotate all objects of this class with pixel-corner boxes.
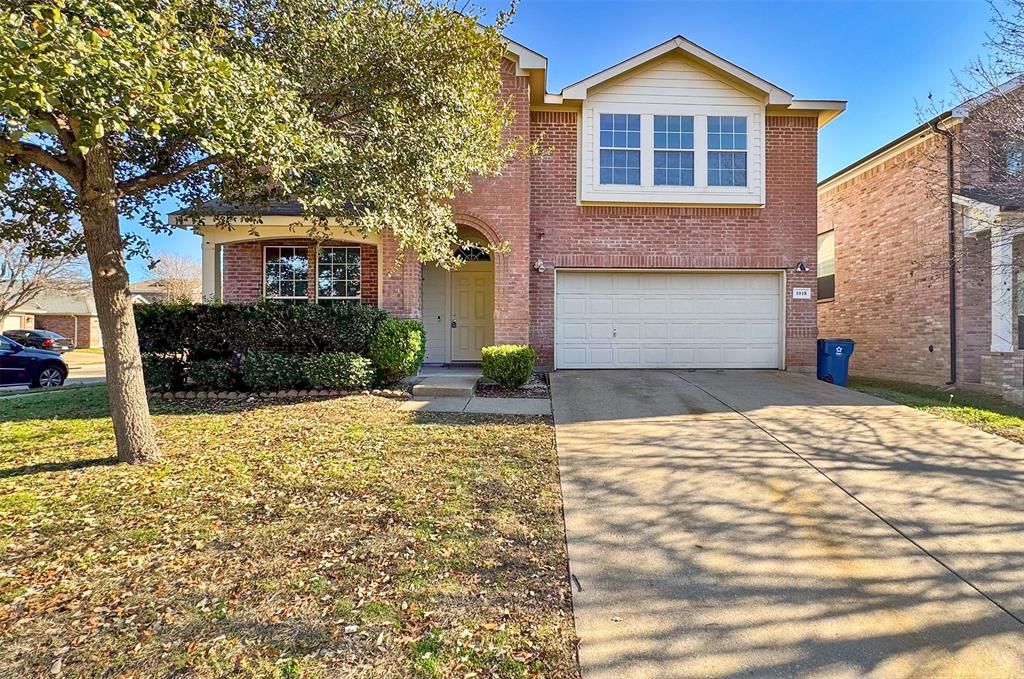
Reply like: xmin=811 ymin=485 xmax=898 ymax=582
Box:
xmin=979 ymin=351 xmax=1024 ymax=404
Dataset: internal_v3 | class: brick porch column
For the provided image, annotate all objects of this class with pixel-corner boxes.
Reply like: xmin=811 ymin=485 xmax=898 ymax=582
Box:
xmin=379 ymin=233 xmax=422 ymax=320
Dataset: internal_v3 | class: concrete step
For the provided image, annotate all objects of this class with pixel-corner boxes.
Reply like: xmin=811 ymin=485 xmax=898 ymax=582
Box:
xmin=411 ymin=375 xmax=479 ymax=397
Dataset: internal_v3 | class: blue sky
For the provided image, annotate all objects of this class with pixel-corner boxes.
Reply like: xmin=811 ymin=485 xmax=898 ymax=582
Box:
xmin=129 ymin=0 xmax=993 ymax=280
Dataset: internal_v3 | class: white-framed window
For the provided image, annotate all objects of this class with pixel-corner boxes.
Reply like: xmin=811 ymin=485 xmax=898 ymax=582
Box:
xmin=654 ymin=115 xmax=695 ymax=186
xmin=817 ymin=230 xmax=835 ymax=301
xmin=264 ymin=246 xmax=309 ymax=300
xmin=599 ymin=113 xmax=641 ymax=185
xmin=317 ymin=246 xmax=361 ymax=302
xmin=707 ymin=116 xmax=747 ymax=187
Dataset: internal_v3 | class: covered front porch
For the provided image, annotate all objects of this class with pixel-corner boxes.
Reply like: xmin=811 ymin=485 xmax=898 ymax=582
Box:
xmin=191 ymin=213 xmax=530 ymax=364
xmin=958 ymin=191 xmax=1024 ymax=402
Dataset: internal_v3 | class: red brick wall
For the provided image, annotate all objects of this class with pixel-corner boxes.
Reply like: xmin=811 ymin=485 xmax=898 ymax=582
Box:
xmin=222 ymin=239 xmax=378 ymax=306
xmin=528 ymin=112 xmax=821 ymax=368
xmin=818 ymin=134 xmax=956 ymax=384
xmin=450 ymin=58 xmax=532 ymax=344
xmin=34 ymin=314 xmax=101 ymax=348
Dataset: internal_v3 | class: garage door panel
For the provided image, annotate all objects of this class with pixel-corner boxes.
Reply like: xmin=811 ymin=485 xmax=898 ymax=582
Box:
xmin=556 ymin=271 xmax=782 ymax=370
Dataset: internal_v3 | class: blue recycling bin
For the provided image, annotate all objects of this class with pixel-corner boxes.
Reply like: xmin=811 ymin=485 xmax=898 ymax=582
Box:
xmin=817 ymin=338 xmax=855 ymax=386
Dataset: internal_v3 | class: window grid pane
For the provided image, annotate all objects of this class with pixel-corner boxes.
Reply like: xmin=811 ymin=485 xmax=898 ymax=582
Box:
xmin=654 ymin=150 xmax=694 ymax=186
xmin=317 ymin=246 xmax=361 ymax=300
xmin=265 ymin=246 xmax=309 ymax=299
xmin=707 ymin=116 xmax=748 ymax=187
xmin=599 ymin=113 xmax=641 ymax=185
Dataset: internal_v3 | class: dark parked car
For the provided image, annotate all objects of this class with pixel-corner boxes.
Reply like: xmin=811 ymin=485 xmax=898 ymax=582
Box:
xmin=3 ymin=329 xmax=76 ymax=353
xmin=0 ymin=336 xmax=67 ymax=388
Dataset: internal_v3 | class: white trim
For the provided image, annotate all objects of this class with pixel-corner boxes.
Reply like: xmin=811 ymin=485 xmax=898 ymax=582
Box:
xmin=262 ymin=245 xmax=311 ymax=301
xmin=315 ymin=245 xmax=363 ymax=303
xmin=560 ymin=36 xmax=794 ymax=106
xmin=584 ymin=103 xmax=764 ymax=205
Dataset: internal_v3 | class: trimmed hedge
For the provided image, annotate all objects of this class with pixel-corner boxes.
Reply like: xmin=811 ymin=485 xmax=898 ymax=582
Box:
xmin=240 ymin=351 xmax=306 ymax=391
xmin=141 ymin=354 xmax=182 ymax=392
xmin=481 ymin=345 xmax=536 ymax=388
xmin=135 ymin=301 xmax=388 ymax=360
xmin=305 ymin=352 xmax=375 ymax=390
xmin=189 ymin=359 xmax=237 ymax=390
xmin=369 ymin=319 xmax=425 ymax=383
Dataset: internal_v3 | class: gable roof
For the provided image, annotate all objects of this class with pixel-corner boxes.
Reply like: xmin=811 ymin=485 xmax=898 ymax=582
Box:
xmin=559 ymin=35 xmax=794 ymax=105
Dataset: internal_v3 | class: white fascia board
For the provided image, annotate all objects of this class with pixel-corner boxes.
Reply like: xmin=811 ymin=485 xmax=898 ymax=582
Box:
xmin=504 ymin=37 xmax=547 ymax=72
xmin=952 ymin=75 xmax=1024 ymax=117
xmin=559 ymin=36 xmax=793 ymax=105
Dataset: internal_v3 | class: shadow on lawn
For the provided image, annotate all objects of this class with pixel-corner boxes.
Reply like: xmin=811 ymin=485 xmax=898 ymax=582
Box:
xmin=0 ymin=455 xmax=119 ymax=479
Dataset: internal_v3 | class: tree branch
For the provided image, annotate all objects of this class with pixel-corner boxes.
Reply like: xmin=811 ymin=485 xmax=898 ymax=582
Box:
xmin=117 ymin=155 xmax=220 ymax=197
xmin=0 ymin=137 xmax=80 ymax=186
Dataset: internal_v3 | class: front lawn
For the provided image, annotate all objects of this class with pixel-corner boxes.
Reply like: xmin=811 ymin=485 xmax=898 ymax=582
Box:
xmin=0 ymin=388 xmax=577 ymax=678
xmin=849 ymin=377 xmax=1024 ymax=444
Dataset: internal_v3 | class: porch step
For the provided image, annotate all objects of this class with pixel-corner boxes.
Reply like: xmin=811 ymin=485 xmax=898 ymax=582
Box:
xmin=411 ymin=375 xmax=479 ymax=398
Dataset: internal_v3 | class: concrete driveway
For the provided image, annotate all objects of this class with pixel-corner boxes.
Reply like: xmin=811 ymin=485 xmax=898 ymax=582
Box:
xmin=551 ymin=370 xmax=1024 ymax=679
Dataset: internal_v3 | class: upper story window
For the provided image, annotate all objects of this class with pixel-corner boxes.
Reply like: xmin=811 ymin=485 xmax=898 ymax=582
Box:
xmin=317 ymin=246 xmax=361 ymax=302
xmin=817 ymin=230 xmax=835 ymax=301
xmin=654 ymin=115 xmax=695 ymax=186
xmin=599 ymin=114 xmax=641 ymax=185
xmin=990 ymin=132 xmax=1024 ymax=182
xmin=264 ymin=246 xmax=309 ymax=300
xmin=707 ymin=116 xmax=747 ymax=187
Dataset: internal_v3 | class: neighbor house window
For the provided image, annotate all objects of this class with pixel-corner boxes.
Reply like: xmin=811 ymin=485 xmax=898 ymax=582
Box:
xmin=817 ymin=230 xmax=835 ymax=301
xmin=707 ymin=116 xmax=748 ymax=187
xmin=991 ymin=132 xmax=1024 ymax=182
xmin=654 ymin=115 xmax=695 ymax=186
xmin=316 ymin=246 xmax=361 ymax=303
xmin=264 ymin=246 xmax=309 ymax=300
xmin=599 ymin=113 xmax=641 ymax=185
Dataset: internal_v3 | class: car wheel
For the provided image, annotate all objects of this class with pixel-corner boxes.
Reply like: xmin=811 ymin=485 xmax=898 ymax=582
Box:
xmin=35 ymin=367 xmax=66 ymax=388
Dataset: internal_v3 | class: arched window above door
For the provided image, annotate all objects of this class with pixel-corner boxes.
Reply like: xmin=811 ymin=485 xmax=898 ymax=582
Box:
xmin=454 ymin=244 xmax=491 ymax=262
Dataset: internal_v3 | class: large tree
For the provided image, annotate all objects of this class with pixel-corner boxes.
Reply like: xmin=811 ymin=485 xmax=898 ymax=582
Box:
xmin=0 ymin=0 xmax=515 ymax=462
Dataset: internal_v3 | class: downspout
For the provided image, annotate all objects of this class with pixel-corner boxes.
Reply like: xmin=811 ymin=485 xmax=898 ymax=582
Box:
xmin=929 ymin=118 xmax=957 ymax=385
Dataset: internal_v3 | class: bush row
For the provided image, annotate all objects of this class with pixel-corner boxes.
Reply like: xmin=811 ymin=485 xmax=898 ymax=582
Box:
xmin=135 ymin=301 xmax=388 ymax=359
xmin=137 ymin=302 xmax=424 ymax=392
xmin=143 ymin=351 xmax=376 ymax=392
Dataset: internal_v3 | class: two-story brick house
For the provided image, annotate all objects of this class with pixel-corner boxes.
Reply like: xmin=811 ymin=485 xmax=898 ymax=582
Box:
xmin=180 ymin=35 xmax=843 ymax=370
xmin=818 ymin=81 xmax=1024 ymax=400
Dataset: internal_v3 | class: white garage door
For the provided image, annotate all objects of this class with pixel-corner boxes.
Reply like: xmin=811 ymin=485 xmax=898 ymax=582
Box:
xmin=555 ymin=271 xmax=782 ymax=369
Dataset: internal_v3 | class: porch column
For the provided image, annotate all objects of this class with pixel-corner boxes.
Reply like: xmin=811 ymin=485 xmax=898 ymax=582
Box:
xmin=991 ymin=225 xmax=1014 ymax=352
xmin=201 ymin=240 xmax=218 ymax=302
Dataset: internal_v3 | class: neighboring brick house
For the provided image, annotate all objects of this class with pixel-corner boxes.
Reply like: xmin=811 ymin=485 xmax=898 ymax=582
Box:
xmin=15 ymin=292 xmax=103 ymax=348
xmin=179 ymin=35 xmax=843 ymax=370
xmin=818 ymin=81 xmax=1024 ymax=399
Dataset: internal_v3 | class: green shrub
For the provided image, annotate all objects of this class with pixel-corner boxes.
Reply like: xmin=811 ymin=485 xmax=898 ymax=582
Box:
xmin=141 ymin=354 xmax=184 ymax=391
xmin=135 ymin=301 xmax=390 ymax=359
xmin=240 ymin=351 xmax=306 ymax=391
xmin=481 ymin=345 xmax=537 ymax=388
xmin=188 ymin=359 xmax=237 ymax=390
xmin=305 ymin=352 xmax=375 ymax=390
xmin=369 ymin=318 xmax=425 ymax=383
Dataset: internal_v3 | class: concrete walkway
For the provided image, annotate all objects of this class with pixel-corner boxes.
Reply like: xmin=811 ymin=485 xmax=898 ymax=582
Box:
xmin=552 ymin=369 xmax=1024 ymax=679
xmin=399 ymin=395 xmax=550 ymax=415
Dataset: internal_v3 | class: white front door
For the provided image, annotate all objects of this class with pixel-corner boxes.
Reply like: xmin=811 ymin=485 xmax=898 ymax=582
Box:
xmin=422 ymin=261 xmax=495 ymax=363
xmin=555 ymin=270 xmax=783 ymax=369
xmin=451 ymin=262 xmax=494 ymax=361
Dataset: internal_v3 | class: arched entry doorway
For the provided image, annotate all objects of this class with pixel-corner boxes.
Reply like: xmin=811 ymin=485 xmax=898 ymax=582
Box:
xmin=422 ymin=227 xmax=495 ymax=363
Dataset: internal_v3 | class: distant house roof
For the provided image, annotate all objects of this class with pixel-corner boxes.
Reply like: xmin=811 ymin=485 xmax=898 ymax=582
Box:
xmin=18 ymin=291 xmax=97 ymax=316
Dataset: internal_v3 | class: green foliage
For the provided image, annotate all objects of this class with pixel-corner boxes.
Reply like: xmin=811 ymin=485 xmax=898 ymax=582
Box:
xmin=1 ymin=0 xmax=516 ymax=265
xmin=188 ymin=359 xmax=237 ymax=390
xmin=134 ymin=301 xmax=388 ymax=359
xmin=304 ymin=352 xmax=374 ymax=390
xmin=369 ymin=319 xmax=425 ymax=383
xmin=240 ymin=352 xmax=305 ymax=392
xmin=141 ymin=354 xmax=183 ymax=392
xmin=481 ymin=345 xmax=536 ymax=388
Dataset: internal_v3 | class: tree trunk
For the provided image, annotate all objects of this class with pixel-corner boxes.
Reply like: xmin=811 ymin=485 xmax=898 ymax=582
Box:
xmin=80 ymin=145 xmax=160 ymax=464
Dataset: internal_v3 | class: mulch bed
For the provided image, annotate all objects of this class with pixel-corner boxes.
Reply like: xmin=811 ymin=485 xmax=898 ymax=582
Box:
xmin=476 ymin=373 xmax=550 ymax=399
